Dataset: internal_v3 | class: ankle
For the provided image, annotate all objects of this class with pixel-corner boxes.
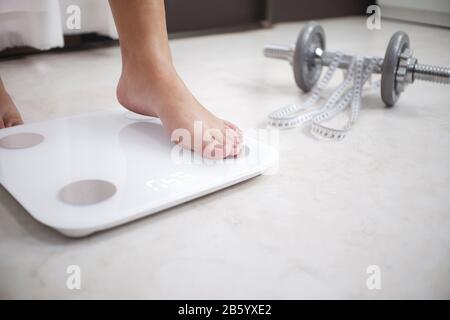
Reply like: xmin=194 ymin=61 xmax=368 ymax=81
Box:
xmin=124 ymin=56 xmax=178 ymax=86
xmin=122 ymin=43 xmax=173 ymax=69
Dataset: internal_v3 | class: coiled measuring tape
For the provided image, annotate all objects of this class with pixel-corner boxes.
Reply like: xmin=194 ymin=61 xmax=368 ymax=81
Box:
xmin=268 ymin=52 xmax=379 ymax=141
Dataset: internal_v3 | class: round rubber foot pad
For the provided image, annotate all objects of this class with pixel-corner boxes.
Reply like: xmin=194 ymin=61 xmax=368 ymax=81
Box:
xmin=0 ymin=133 xmax=44 ymax=149
xmin=59 ymin=180 xmax=117 ymax=205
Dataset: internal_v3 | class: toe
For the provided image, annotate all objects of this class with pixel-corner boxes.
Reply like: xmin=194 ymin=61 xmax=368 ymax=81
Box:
xmin=203 ymin=142 xmax=226 ymax=160
xmin=202 ymin=127 xmax=225 ymax=159
xmin=225 ymin=124 xmax=244 ymax=156
xmin=211 ymin=145 xmax=226 ymax=160
xmin=224 ymin=120 xmax=242 ymax=137
xmin=224 ymin=128 xmax=241 ymax=157
xmin=232 ymin=142 xmax=243 ymax=157
xmin=4 ymin=114 xmax=23 ymax=127
xmin=224 ymin=121 xmax=243 ymax=148
xmin=230 ymin=142 xmax=243 ymax=158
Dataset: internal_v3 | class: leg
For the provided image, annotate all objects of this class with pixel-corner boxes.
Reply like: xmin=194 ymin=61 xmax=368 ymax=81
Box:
xmin=109 ymin=0 xmax=241 ymax=159
xmin=0 ymin=77 xmax=23 ymax=128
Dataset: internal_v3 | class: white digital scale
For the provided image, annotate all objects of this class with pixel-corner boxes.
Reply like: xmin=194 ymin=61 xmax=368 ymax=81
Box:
xmin=0 ymin=110 xmax=276 ymax=237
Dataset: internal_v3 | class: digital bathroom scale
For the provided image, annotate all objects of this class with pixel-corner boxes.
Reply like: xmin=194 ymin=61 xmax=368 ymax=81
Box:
xmin=0 ymin=109 xmax=276 ymax=237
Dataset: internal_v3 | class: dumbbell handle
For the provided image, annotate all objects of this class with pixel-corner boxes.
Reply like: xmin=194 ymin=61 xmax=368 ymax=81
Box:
xmin=315 ymin=48 xmax=383 ymax=73
xmin=412 ymin=64 xmax=450 ymax=84
xmin=264 ymin=45 xmax=450 ymax=85
xmin=263 ymin=44 xmax=295 ymax=62
xmin=263 ymin=45 xmax=380 ymax=69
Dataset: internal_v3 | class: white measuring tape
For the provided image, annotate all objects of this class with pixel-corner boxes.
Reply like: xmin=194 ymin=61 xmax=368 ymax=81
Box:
xmin=268 ymin=52 xmax=379 ymax=141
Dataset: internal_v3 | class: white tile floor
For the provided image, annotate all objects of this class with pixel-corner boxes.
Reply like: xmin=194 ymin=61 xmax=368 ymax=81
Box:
xmin=0 ymin=17 xmax=449 ymax=299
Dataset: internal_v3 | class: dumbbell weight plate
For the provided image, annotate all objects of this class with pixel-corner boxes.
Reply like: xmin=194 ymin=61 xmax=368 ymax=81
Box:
xmin=293 ymin=22 xmax=326 ymax=92
xmin=381 ymin=31 xmax=410 ymax=107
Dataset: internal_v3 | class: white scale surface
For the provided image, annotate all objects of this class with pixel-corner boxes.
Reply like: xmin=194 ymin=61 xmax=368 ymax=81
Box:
xmin=0 ymin=110 xmax=276 ymax=237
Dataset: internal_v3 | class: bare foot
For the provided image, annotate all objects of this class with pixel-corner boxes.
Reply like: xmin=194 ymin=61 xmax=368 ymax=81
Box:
xmin=116 ymin=60 xmax=242 ymax=159
xmin=0 ymin=89 xmax=23 ymax=129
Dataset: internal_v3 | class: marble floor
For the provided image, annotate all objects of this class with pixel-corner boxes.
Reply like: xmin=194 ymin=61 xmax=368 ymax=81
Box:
xmin=0 ymin=17 xmax=449 ymax=299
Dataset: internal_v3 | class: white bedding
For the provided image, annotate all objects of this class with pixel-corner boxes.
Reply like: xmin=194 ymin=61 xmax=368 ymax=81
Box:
xmin=0 ymin=0 xmax=117 ymax=51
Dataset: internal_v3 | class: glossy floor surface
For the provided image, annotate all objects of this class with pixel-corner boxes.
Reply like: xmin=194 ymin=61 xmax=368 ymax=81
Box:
xmin=0 ymin=17 xmax=449 ymax=298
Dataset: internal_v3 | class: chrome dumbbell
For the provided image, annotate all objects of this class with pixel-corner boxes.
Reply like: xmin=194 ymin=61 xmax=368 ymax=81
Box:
xmin=264 ymin=22 xmax=450 ymax=107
